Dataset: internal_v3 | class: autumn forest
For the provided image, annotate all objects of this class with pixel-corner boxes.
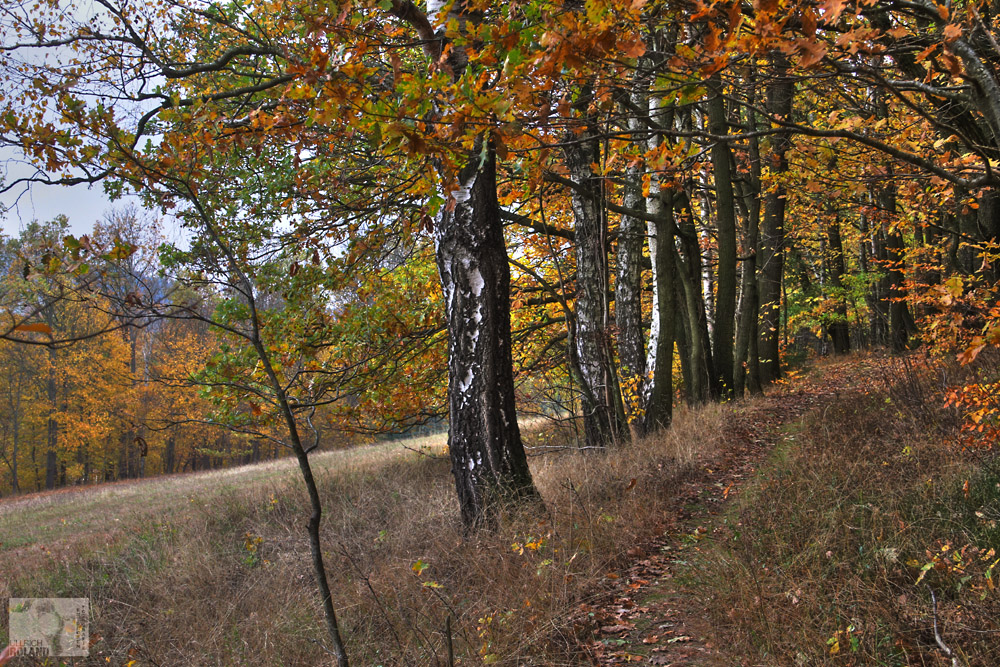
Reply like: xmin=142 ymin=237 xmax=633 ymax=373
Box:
xmin=2 ymin=0 xmax=1000 ymax=663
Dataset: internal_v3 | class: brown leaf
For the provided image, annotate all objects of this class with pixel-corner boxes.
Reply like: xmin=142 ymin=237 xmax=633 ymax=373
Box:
xmin=600 ymin=624 xmax=631 ymax=634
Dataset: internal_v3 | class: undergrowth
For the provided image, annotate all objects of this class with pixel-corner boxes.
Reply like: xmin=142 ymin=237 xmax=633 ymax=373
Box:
xmin=699 ymin=354 xmax=1000 ymax=666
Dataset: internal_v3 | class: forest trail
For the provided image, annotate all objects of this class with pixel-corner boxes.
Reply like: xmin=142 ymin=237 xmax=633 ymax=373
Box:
xmin=577 ymin=357 xmax=869 ymax=665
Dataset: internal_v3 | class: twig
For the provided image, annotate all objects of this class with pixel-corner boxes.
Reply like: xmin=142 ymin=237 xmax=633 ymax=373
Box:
xmin=309 ymin=638 xmax=339 ymax=658
xmin=524 ymin=445 xmax=606 ymax=456
xmin=400 ymin=443 xmax=448 ymax=459
xmin=927 ymin=585 xmax=961 ymax=667
xmin=445 ymin=615 xmax=454 ymax=667
xmin=338 ymin=546 xmax=405 ymax=655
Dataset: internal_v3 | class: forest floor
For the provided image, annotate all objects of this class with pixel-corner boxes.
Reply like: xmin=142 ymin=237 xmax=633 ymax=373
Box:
xmin=576 ymin=358 xmax=862 ymax=665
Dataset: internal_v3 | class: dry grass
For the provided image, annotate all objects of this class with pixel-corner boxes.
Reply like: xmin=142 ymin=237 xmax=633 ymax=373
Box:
xmin=1 ymin=407 xmax=732 ymax=665
xmin=696 ymin=355 xmax=1000 ymax=666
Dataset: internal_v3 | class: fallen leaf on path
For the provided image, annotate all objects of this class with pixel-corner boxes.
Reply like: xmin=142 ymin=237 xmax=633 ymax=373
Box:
xmin=600 ymin=624 xmax=632 ymax=633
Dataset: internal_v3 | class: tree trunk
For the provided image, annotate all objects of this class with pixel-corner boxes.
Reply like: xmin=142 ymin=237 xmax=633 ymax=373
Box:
xmin=564 ymin=126 xmax=626 ymax=447
xmin=11 ymin=419 xmax=19 ymax=493
xmin=877 ymin=175 xmax=909 ymax=352
xmin=435 ymin=146 xmax=541 ymax=527
xmin=870 ymin=207 xmax=891 ymax=345
xmin=979 ymin=190 xmax=1000 ymax=283
xmin=639 ymin=29 xmax=677 ymax=432
xmin=45 ymin=349 xmax=58 ymax=490
xmin=165 ymin=432 xmax=176 ymax=474
xmin=758 ymin=54 xmax=793 ymax=384
xmin=734 ymin=70 xmax=764 ymax=396
xmin=617 ymin=83 xmax=650 ymax=439
xmin=826 ymin=213 xmax=851 ymax=354
xmin=643 ymin=187 xmax=676 ymax=432
xmin=675 ymin=190 xmax=714 ymax=403
xmin=707 ymin=77 xmax=737 ymax=398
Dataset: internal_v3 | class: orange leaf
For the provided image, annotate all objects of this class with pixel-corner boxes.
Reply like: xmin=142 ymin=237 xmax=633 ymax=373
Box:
xmin=819 ymin=0 xmax=847 ymax=22
xmin=943 ymin=24 xmax=962 ymax=41
xmin=957 ymin=343 xmax=985 ymax=366
xmin=13 ymin=322 xmax=52 ymax=335
xmin=798 ymin=40 xmax=828 ymax=68
xmin=915 ymin=43 xmax=938 ymax=62
xmin=618 ymin=35 xmax=646 ymax=59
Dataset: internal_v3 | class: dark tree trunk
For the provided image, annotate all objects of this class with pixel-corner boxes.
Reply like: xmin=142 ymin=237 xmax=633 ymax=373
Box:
xmin=857 ymin=208 xmax=872 ymax=348
xmin=877 ymin=174 xmax=910 ymax=352
xmin=435 ymin=147 xmax=541 ymax=527
xmin=826 ymin=213 xmax=851 ymax=354
xmin=675 ymin=191 xmax=714 ymax=403
xmin=870 ymin=209 xmax=891 ymax=345
xmin=758 ymin=54 xmax=793 ymax=384
xmin=165 ymin=432 xmax=176 ymax=474
xmin=673 ymin=281 xmax=694 ymax=400
xmin=979 ymin=190 xmax=1000 ymax=283
xmin=11 ymin=418 xmax=19 ymax=493
xmin=707 ymin=76 xmax=737 ymax=398
xmin=734 ymin=72 xmax=764 ymax=396
xmin=887 ymin=229 xmax=909 ymax=352
xmin=45 ymin=349 xmax=58 ymax=490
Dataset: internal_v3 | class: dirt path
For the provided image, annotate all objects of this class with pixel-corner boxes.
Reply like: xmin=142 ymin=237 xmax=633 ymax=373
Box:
xmin=575 ymin=359 xmax=860 ymax=665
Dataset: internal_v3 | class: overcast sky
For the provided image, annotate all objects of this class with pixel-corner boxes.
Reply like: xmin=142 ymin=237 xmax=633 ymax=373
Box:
xmin=0 ymin=180 xmax=119 ymax=238
xmin=0 ymin=176 xmax=188 ymax=248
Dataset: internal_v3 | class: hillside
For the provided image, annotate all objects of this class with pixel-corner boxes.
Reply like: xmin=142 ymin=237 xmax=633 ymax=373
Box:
xmin=2 ymin=354 xmax=997 ymax=665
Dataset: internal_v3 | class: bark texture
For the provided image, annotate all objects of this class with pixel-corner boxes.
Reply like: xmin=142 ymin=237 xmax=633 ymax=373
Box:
xmin=707 ymin=78 xmax=737 ymax=397
xmin=617 ymin=83 xmax=650 ymax=438
xmin=435 ymin=150 xmax=540 ymax=526
xmin=758 ymin=55 xmax=793 ymax=384
xmin=564 ymin=127 xmax=626 ymax=447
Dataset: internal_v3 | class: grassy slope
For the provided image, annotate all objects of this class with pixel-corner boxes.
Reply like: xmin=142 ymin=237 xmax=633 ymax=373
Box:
xmin=1 ymin=407 xmax=735 ymax=666
xmin=589 ymin=355 xmax=1000 ymax=667
xmin=694 ymin=357 xmax=1000 ymax=666
xmin=2 ymin=355 xmax=998 ymax=666
xmin=0 ymin=434 xmax=441 ymax=561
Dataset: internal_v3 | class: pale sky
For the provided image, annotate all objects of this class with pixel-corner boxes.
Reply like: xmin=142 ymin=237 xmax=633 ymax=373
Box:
xmin=0 ymin=180 xmax=120 ymax=238
xmin=0 ymin=178 xmax=188 ymax=248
